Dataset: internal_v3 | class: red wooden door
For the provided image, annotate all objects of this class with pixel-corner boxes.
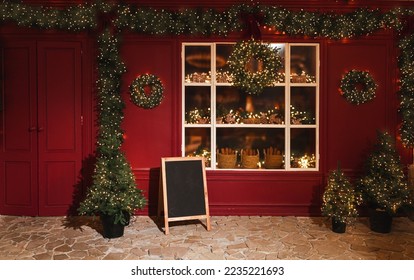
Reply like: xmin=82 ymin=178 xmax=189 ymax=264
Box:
xmin=0 ymin=40 xmax=82 ymax=216
xmin=0 ymin=41 xmax=38 ymax=215
xmin=37 ymin=42 xmax=83 ymax=215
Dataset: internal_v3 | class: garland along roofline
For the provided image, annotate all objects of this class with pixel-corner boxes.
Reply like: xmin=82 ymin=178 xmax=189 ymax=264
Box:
xmin=1 ymin=2 xmax=414 ymax=147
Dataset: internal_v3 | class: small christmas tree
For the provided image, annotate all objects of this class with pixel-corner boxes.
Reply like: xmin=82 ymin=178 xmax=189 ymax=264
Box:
xmin=358 ymin=131 xmax=412 ymax=214
xmin=322 ymin=164 xmax=360 ymax=224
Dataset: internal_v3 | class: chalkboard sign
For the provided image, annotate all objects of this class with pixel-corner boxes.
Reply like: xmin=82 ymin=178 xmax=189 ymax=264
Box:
xmin=159 ymin=157 xmax=211 ymax=234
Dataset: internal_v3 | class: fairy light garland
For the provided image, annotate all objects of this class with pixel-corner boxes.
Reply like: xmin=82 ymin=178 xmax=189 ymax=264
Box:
xmin=340 ymin=70 xmax=378 ymax=105
xmin=78 ymin=30 xmax=146 ymax=225
xmin=129 ymin=74 xmax=164 ymax=109
xmin=0 ymin=1 xmax=97 ymax=31
xmin=398 ymin=34 xmax=414 ymax=147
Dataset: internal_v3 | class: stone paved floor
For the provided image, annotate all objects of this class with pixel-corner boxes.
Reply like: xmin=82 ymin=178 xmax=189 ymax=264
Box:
xmin=0 ymin=215 xmax=413 ymax=260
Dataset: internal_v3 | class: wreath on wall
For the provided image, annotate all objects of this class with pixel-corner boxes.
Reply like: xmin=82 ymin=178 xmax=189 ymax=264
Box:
xmin=339 ymin=70 xmax=378 ymax=105
xmin=129 ymin=74 xmax=164 ymax=109
xmin=227 ymin=39 xmax=282 ymax=95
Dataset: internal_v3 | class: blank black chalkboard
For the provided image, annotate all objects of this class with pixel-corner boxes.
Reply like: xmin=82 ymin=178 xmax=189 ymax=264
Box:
xmin=159 ymin=157 xmax=211 ymax=234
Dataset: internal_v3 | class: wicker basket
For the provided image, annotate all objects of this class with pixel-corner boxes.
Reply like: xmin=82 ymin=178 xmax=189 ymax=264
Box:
xmin=264 ymin=154 xmax=283 ymax=169
xmin=242 ymin=118 xmax=261 ymax=124
xmin=241 ymin=150 xmax=259 ymax=169
xmin=217 ymin=152 xmax=237 ymax=169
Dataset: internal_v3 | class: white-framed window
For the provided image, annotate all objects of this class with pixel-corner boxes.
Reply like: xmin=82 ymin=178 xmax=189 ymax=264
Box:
xmin=182 ymin=42 xmax=319 ymax=170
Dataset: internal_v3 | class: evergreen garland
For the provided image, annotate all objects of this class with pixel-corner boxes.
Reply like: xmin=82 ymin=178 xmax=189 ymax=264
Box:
xmin=77 ymin=30 xmax=146 ymax=225
xmin=398 ymin=34 xmax=414 ymax=147
xmin=0 ymin=1 xmax=98 ymax=31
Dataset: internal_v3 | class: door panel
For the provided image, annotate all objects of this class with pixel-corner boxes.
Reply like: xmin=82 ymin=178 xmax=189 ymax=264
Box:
xmin=37 ymin=42 xmax=82 ymax=215
xmin=0 ymin=42 xmax=38 ymax=215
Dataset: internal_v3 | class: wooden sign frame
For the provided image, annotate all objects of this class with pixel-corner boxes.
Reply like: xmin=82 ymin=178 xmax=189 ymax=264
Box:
xmin=158 ymin=157 xmax=211 ymax=235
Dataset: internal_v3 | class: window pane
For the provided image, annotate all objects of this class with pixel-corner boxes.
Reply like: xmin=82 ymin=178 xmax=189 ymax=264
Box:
xmin=217 ymin=128 xmax=285 ymax=169
xmin=216 ymin=86 xmax=285 ymax=125
xmin=290 ymin=46 xmax=316 ymax=83
xmin=185 ymin=86 xmax=211 ymax=124
xmin=290 ymin=87 xmax=316 ymax=125
xmin=185 ymin=127 xmax=211 ymax=167
xmin=216 ymin=44 xmax=233 ymax=83
xmin=290 ymin=128 xmax=316 ymax=168
xmin=185 ymin=45 xmax=211 ymax=83
xmin=270 ymin=43 xmax=286 ymax=83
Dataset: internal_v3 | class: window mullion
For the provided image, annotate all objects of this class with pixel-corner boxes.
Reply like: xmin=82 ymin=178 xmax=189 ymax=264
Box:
xmin=211 ymin=43 xmax=216 ymax=169
xmin=286 ymin=43 xmax=291 ymax=170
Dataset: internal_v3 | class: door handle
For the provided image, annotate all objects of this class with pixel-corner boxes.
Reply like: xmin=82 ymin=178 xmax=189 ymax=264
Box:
xmin=28 ymin=126 xmax=37 ymax=132
xmin=37 ymin=127 xmax=44 ymax=132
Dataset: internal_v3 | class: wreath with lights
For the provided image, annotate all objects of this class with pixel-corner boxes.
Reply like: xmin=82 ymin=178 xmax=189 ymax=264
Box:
xmin=129 ymin=74 xmax=164 ymax=109
xmin=227 ymin=39 xmax=282 ymax=95
xmin=340 ymin=70 xmax=377 ymax=105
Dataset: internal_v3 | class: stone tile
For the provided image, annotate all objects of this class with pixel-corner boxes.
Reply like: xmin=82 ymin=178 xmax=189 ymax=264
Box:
xmin=1 ymin=216 xmax=414 ymax=260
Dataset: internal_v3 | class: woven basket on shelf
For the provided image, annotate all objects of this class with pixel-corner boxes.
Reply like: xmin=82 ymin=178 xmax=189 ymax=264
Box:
xmin=217 ymin=152 xmax=237 ymax=169
xmin=242 ymin=118 xmax=261 ymax=124
xmin=264 ymin=154 xmax=283 ymax=169
xmin=241 ymin=149 xmax=259 ymax=169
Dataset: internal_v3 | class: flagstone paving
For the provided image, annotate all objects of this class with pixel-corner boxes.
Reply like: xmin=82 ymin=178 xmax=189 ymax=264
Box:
xmin=0 ymin=215 xmax=413 ymax=260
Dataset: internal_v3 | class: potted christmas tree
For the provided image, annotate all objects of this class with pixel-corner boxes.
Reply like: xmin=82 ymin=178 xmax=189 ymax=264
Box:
xmin=358 ymin=131 xmax=412 ymax=233
xmin=321 ymin=164 xmax=360 ymax=233
xmin=78 ymin=30 xmax=146 ymax=238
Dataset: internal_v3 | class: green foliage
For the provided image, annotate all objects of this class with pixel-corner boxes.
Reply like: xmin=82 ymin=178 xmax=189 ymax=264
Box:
xmin=322 ymin=165 xmax=361 ymax=224
xmin=227 ymin=39 xmax=283 ymax=95
xmin=340 ymin=70 xmax=377 ymax=105
xmin=398 ymin=34 xmax=414 ymax=147
xmin=78 ymin=30 xmax=146 ymax=225
xmin=358 ymin=131 xmax=412 ymax=215
xmin=0 ymin=1 xmax=97 ymax=31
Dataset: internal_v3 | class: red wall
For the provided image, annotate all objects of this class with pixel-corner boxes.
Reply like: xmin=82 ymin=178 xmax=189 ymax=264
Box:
xmin=121 ymin=31 xmax=411 ymax=216
xmin=1 ymin=0 xmax=413 ymax=217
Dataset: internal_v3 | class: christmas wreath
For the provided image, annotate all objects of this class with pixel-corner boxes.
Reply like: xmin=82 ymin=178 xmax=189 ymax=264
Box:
xmin=129 ymin=74 xmax=164 ymax=109
xmin=227 ymin=39 xmax=282 ymax=95
xmin=339 ymin=70 xmax=377 ymax=105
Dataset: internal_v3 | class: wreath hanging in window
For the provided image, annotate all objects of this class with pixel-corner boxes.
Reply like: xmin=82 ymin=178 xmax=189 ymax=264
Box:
xmin=339 ymin=70 xmax=377 ymax=105
xmin=129 ymin=74 xmax=164 ymax=109
xmin=227 ymin=39 xmax=282 ymax=95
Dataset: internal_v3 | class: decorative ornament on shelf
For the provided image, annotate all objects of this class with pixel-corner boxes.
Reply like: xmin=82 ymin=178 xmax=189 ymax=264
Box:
xmin=339 ymin=70 xmax=377 ymax=105
xmin=129 ymin=74 xmax=164 ymax=109
xmin=227 ymin=39 xmax=283 ymax=95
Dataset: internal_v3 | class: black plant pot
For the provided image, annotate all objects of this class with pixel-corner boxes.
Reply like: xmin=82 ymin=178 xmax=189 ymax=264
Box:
xmin=369 ymin=208 xmax=393 ymax=233
xmin=332 ymin=218 xmax=346 ymax=233
xmin=100 ymin=214 xmax=127 ymax=239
